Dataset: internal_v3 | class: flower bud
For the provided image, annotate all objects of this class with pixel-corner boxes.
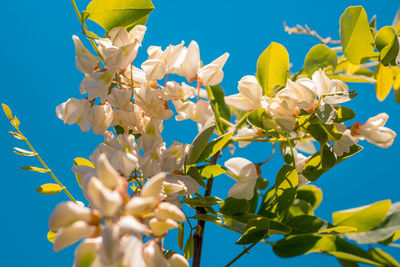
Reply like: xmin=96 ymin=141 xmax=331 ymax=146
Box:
xmin=168 ymin=253 xmax=190 ymax=267
xmin=49 ymin=202 xmax=91 ymax=231
xmin=149 ymin=218 xmax=178 ymax=237
xmin=54 ymin=221 xmax=96 ymax=251
xmin=155 ymin=202 xmax=186 ymax=222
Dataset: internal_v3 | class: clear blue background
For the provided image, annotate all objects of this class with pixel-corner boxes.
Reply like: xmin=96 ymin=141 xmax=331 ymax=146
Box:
xmin=1 ymin=0 xmax=400 ymax=266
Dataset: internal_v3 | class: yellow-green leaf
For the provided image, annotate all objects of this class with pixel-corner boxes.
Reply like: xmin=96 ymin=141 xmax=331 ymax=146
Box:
xmin=2 ymin=103 xmax=12 ymax=121
xmin=183 ymin=235 xmax=194 ymax=260
xmin=319 ymin=226 xmax=358 ymax=234
xmin=8 ymin=131 xmax=25 ymax=140
xmin=369 ymin=248 xmax=400 ymax=267
xmin=256 ymin=42 xmax=289 ymax=96
xmin=375 ymin=26 xmax=399 ymax=65
xmin=13 ymin=147 xmax=36 ymax=157
xmin=13 ymin=116 xmax=20 ymax=128
xmin=333 ymin=200 xmax=391 ymax=233
xmin=85 ymin=0 xmax=154 ymax=32
xmin=340 ymin=6 xmax=376 ymax=64
xmin=74 ymin=157 xmax=94 ymax=168
xmin=47 ymin=230 xmax=57 ymax=243
xmin=375 ymin=63 xmax=394 ymax=101
xmin=327 ymin=73 xmax=376 ymax=83
xmin=304 ymin=44 xmax=337 ymax=77
xmin=20 ymin=166 xmax=50 ymax=173
xmin=36 ymin=183 xmax=63 ymax=195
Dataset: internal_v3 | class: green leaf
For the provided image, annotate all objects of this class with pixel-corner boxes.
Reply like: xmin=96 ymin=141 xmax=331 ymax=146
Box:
xmin=196 ymin=131 xmax=233 ymax=162
xmin=327 ymin=73 xmax=376 ymax=83
xmin=183 ymin=196 xmax=222 ymax=207
xmin=247 ymin=108 xmax=277 ymax=131
xmin=85 ymin=0 xmax=154 ymax=31
xmin=321 ymin=144 xmax=337 ymax=170
xmin=2 ymin=103 xmax=13 ymax=121
xmin=237 ymin=217 xmax=269 ymax=244
xmin=74 ymin=157 xmax=94 ymax=168
xmin=297 ymin=185 xmax=323 ymax=210
xmin=273 ymin=235 xmax=335 ymax=258
xmin=319 ymin=226 xmax=357 ymax=234
xmin=339 ymin=6 xmax=376 ymax=64
xmin=273 ymin=165 xmax=299 ymax=216
xmin=192 ymin=214 xmax=223 ymax=223
xmin=375 ymin=63 xmax=394 ymax=102
xmin=334 ymin=106 xmax=356 ymax=123
xmin=286 ymin=215 xmax=331 ymax=234
xmin=368 ymin=248 xmax=400 ymax=267
xmin=8 ymin=131 xmax=25 ymax=140
xmin=183 ymin=234 xmax=194 ymax=260
xmin=178 ymin=223 xmax=184 ymax=250
xmin=256 ymin=42 xmax=289 ymax=96
xmin=209 ymin=85 xmax=231 ymax=132
xmin=47 ymin=230 xmax=57 ymax=243
xmin=347 ymin=202 xmax=400 ymax=244
xmin=185 ymin=124 xmax=215 ymax=165
xmin=197 ymin=164 xmax=226 ymax=179
xmin=186 ymin=167 xmax=207 ymax=188
xmin=304 ymin=44 xmax=337 ymax=77
xmin=13 ymin=147 xmax=36 ymax=157
xmin=323 ymin=90 xmax=358 ymax=105
xmin=375 ymin=26 xmax=399 ymax=66
xmin=316 ymin=104 xmax=337 ymax=124
xmin=333 ymin=200 xmax=391 ymax=233
xmin=36 ymin=183 xmax=63 ymax=195
xmin=219 ymin=197 xmax=250 ymax=216
xmin=20 ymin=166 xmax=50 ymax=173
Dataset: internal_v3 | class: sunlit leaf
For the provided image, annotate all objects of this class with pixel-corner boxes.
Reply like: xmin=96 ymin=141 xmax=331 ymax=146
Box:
xmin=47 ymin=230 xmax=57 ymax=243
xmin=13 ymin=147 xmax=36 ymax=157
xmin=333 ymin=200 xmax=391 ymax=233
xmin=327 ymin=73 xmax=376 ymax=83
xmin=178 ymin=223 xmax=184 ymax=250
xmin=183 ymin=235 xmax=194 ymax=260
xmin=9 ymin=131 xmax=24 ymax=140
xmin=197 ymin=164 xmax=226 ymax=179
xmin=339 ymin=6 xmax=376 ymax=64
xmin=185 ymin=124 xmax=215 ymax=165
xmin=36 ymin=183 xmax=63 ymax=195
xmin=375 ymin=63 xmax=394 ymax=101
xmin=256 ymin=42 xmax=289 ymax=96
xmin=220 ymin=197 xmax=250 ymax=216
xmin=334 ymin=106 xmax=356 ymax=123
xmin=20 ymin=166 xmax=50 ymax=173
xmin=304 ymin=44 xmax=337 ymax=77
xmin=85 ymin=0 xmax=154 ymax=31
xmin=183 ymin=196 xmax=222 ymax=207
xmin=74 ymin=157 xmax=94 ymax=168
xmin=237 ymin=217 xmax=269 ymax=245
xmin=2 ymin=103 xmax=13 ymax=121
xmin=368 ymin=248 xmax=400 ymax=267
xmin=319 ymin=226 xmax=357 ymax=234
xmin=297 ymin=185 xmax=323 ymax=210
xmin=375 ymin=26 xmax=399 ymax=65
xmin=197 ymin=131 xmax=233 ymax=162
xmin=191 ymin=214 xmax=223 ymax=223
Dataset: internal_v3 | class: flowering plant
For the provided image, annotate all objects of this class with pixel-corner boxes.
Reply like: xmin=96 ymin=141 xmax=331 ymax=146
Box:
xmin=3 ymin=1 xmax=400 ymax=266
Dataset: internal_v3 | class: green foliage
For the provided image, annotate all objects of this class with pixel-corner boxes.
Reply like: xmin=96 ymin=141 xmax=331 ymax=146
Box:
xmin=375 ymin=26 xmax=399 ymax=66
xmin=333 ymin=200 xmax=391 ymax=233
xmin=340 ymin=6 xmax=376 ymax=64
xmin=196 ymin=131 xmax=233 ymax=162
xmin=20 ymin=166 xmax=50 ymax=173
xmin=208 ymin=85 xmax=231 ymax=133
xmin=220 ymin=197 xmax=250 ymax=216
xmin=183 ymin=235 xmax=194 ymax=260
xmin=84 ymin=0 xmax=154 ymax=32
xmin=36 ymin=183 xmax=63 ymax=195
xmin=256 ymin=42 xmax=289 ymax=96
xmin=304 ymin=44 xmax=337 ymax=77
xmin=185 ymin=124 xmax=215 ymax=165
xmin=375 ymin=63 xmax=394 ymax=101
xmin=237 ymin=217 xmax=269 ymax=244
xmin=183 ymin=196 xmax=222 ymax=207
xmin=196 ymin=164 xmax=226 ymax=179
xmin=334 ymin=106 xmax=356 ymax=123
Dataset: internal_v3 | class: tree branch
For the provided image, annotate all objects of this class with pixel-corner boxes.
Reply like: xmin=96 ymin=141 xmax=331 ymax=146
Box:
xmin=192 ymin=151 xmax=221 ymax=267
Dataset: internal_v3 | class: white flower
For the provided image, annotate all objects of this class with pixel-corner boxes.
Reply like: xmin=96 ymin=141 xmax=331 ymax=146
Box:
xmin=333 ymin=129 xmax=358 ymax=156
xmin=87 ymin=177 xmax=123 ymax=217
xmin=72 ymin=35 xmax=99 ymax=74
xmin=48 ymin=202 xmax=92 ymax=231
xmin=160 ymin=81 xmax=195 ymax=101
xmin=56 ymin=98 xmax=91 ymax=132
xmin=225 ymin=75 xmax=264 ymax=111
xmin=149 ymin=217 xmax=178 ymax=236
xmin=351 ymin=113 xmax=396 ymax=148
xmin=134 ymin=86 xmax=173 ymax=120
xmin=155 ymin=202 xmax=186 ymax=222
xmin=198 ymin=52 xmax=229 ymax=86
xmin=143 ymin=240 xmax=169 ymax=267
xmin=236 ymin=126 xmax=257 ymax=148
xmin=73 ymin=237 xmax=101 ymax=267
xmin=87 ymin=102 xmax=114 ymax=135
xmin=108 ymin=88 xmax=132 ymax=109
xmin=168 ymin=253 xmax=189 ymax=267
xmin=141 ymin=172 xmax=166 ymax=199
xmin=97 ymin=25 xmax=146 ymax=72
xmin=277 ymin=78 xmax=316 ymax=111
xmin=312 ymin=70 xmax=348 ymax=103
xmin=224 ymin=157 xmax=259 ymax=200
xmin=173 ymin=99 xmax=214 ymax=125
xmin=294 ymin=152 xmax=310 ymax=186
xmin=80 ymin=70 xmax=114 ymax=101
xmin=264 ymin=97 xmax=299 ymax=132
xmin=54 ymin=221 xmax=97 ymax=252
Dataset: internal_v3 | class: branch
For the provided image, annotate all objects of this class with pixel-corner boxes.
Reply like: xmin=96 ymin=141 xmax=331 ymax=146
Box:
xmin=284 ymin=22 xmax=341 ymax=45
xmin=192 ymin=151 xmax=221 ymax=267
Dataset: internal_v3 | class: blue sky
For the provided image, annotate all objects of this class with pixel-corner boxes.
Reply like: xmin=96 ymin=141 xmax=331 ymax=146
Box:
xmin=1 ymin=0 xmax=400 ymax=266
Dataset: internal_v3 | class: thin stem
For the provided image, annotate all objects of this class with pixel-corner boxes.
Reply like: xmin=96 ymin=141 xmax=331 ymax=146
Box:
xmin=230 ymin=134 xmax=312 ymax=144
xmin=16 ymin=127 xmax=77 ymax=203
xmin=192 ymin=151 xmax=221 ymax=267
xmin=257 ymin=142 xmax=276 ymax=166
xmin=225 ymin=242 xmax=259 ymax=267
xmin=70 ymin=0 xmax=104 ymax=62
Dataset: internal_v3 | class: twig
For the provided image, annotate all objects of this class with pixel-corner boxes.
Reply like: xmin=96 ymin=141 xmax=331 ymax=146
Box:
xmin=284 ymin=22 xmax=341 ymax=45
